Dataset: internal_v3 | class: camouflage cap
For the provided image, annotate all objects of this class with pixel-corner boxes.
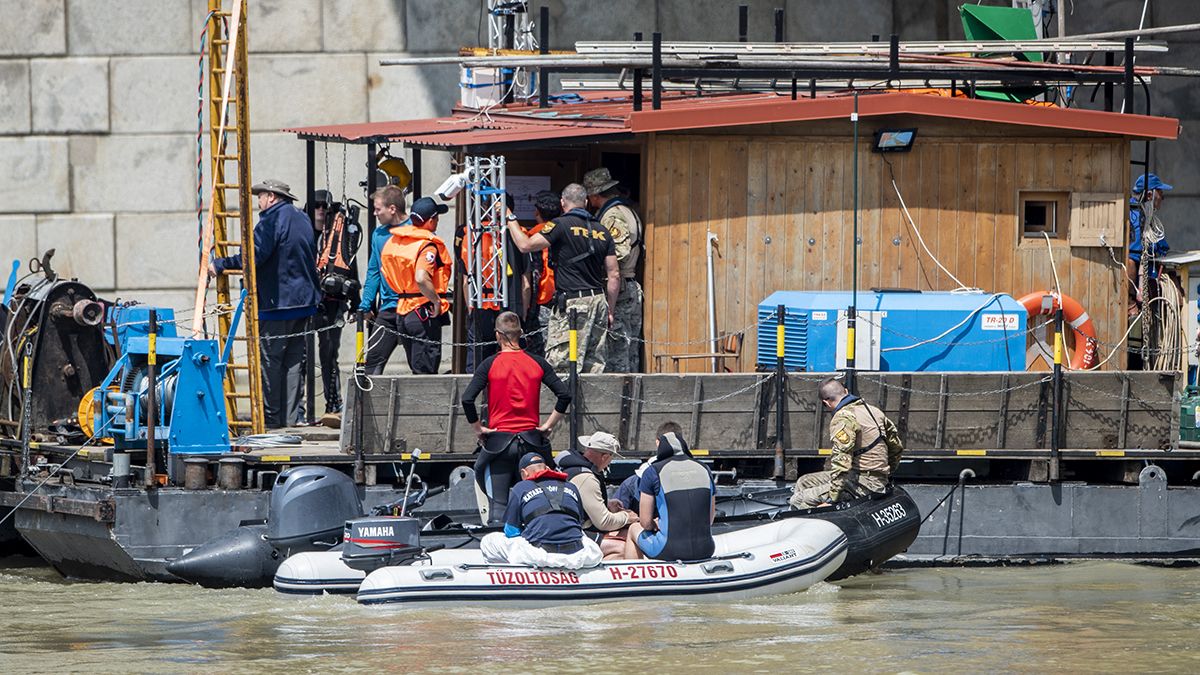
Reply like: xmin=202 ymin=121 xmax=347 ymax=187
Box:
xmin=582 ymin=167 xmax=619 ymax=196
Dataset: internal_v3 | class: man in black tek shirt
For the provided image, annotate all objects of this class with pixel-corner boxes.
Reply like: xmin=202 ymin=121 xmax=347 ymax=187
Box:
xmin=507 ymin=183 xmax=619 ymax=375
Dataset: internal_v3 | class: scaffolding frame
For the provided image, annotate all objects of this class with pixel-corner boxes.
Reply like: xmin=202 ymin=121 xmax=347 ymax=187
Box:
xmin=463 ymin=155 xmax=509 ymax=311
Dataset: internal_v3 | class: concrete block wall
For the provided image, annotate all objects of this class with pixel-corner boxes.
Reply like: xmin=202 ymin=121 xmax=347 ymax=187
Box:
xmin=0 ymin=0 xmax=1195 ymax=379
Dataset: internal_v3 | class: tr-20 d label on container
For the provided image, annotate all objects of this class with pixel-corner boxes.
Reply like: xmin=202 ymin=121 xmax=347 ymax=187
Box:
xmin=980 ymin=314 xmax=1021 ymax=331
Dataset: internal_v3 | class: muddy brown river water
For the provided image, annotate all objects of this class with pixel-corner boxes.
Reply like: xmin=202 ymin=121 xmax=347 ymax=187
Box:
xmin=1 ymin=557 xmax=1198 ymax=673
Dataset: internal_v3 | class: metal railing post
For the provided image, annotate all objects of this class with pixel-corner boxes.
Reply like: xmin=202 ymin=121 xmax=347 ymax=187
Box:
xmin=651 ymin=32 xmax=662 ymax=110
xmin=1050 ymin=306 xmax=1064 ymax=482
xmin=354 ymin=311 xmax=366 ymax=484
xmin=773 ymin=304 xmax=787 ymax=480
xmin=145 ymin=309 xmax=158 ymax=487
xmin=569 ymin=306 xmax=580 ymax=451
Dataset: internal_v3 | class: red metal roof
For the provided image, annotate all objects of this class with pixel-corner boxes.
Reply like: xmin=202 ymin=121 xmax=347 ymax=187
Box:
xmin=282 ymin=91 xmax=1178 ymax=148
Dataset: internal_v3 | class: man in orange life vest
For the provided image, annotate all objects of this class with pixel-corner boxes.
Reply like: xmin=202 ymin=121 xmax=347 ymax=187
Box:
xmin=378 ymin=196 xmax=452 ymax=374
xmin=519 ymin=190 xmax=559 ymax=357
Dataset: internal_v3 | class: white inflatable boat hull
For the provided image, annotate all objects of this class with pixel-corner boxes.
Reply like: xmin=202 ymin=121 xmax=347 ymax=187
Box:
xmin=355 ymin=519 xmax=847 ymax=606
xmin=273 ymin=551 xmax=364 ymax=595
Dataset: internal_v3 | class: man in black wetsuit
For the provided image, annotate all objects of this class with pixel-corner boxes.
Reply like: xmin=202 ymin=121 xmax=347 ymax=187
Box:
xmin=461 ymin=310 xmax=572 ymax=525
xmin=626 ymin=430 xmax=716 ymax=561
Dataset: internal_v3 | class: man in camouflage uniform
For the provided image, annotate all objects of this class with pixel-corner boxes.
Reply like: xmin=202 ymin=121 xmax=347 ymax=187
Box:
xmin=584 ymin=168 xmax=643 ymax=373
xmin=790 ymin=378 xmax=905 ymax=509
xmin=506 ymin=183 xmax=619 ymax=375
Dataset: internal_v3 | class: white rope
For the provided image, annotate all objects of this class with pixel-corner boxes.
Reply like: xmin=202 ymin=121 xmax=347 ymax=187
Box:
xmin=880 ymin=293 xmax=1005 ymax=352
xmin=891 ymin=177 xmax=979 ymax=292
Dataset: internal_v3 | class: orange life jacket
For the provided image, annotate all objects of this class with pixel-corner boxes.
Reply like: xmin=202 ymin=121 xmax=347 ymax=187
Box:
xmin=381 ymin=225 xmax=452 ymax=316
xmin=460 ymin=228 xmax=504 ymax=311
xmin=528 ymin=223 xmax=555 ymax=306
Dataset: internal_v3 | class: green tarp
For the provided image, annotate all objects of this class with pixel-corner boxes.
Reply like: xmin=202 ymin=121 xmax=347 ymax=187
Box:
xmin=959 ymin=3 xmax=1046 ymax=102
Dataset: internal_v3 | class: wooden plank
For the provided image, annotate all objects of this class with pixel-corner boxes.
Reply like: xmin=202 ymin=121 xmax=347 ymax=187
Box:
xmin=743 ymin=140 xmax=768 ymax=364
xmin=821 ymin=141 xmax=846 ymax=289
xmin=684 ymin=139 xmax=711 ymax=371
xmin=764 ymin=141 xmax=791 ymax=299
xmin=993 ymin=143 xmax=1017 ymax=304
xmin=918 ymin=142 xmax=943 ymax=288
xmin=797 ymin=141 xmax=821 ymax=290
xmin=724 ymin=139 xmax=750 ymax=370
xmin=665 ymin=138 xmax=691 ymax=362
xmin=859 ymin=138 xmax=882 ymax=290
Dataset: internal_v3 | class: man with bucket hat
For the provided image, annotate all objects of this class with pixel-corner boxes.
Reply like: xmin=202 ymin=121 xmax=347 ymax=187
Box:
xmin=555 ymin=430 xmax=637 ymax=558
xmin=584 ymin=167 xmax=644 ymax=373
xmin=210 ymin=178 xmax=321 ymax=428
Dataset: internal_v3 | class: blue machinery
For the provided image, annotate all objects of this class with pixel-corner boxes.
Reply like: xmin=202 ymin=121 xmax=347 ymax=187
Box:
xmin=92 ymin=293 xmax=248 ymax=455
xmin=757 ymin=290 xmax=1027 ymax=372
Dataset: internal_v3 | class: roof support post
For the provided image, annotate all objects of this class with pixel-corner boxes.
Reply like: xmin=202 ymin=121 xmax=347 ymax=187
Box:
xmin=1123 ymin=37 xmax=1135 ymax=114
xmin=889 ymin=34 xmax=900 ymax=81
xmin=1104 ymin=52 xmax=1115 ymax=112
xmin=652 ymin=32 xmax=662 ymax=110
xmin=538 ymin=6 xmax=549 ymax=109
xmin=774 ymin=8 xmax=785 ymax=42
xmin=633 ymin=32 xmax=643 ymax=111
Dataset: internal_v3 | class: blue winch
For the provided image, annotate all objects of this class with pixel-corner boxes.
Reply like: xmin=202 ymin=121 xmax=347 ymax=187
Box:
xmin=91 ymin=295 xmax=247 ymax=454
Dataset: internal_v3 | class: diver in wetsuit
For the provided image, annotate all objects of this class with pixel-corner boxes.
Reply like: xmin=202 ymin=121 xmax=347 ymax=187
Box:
xmin=461 ymin=311 xmax=571 ymax=525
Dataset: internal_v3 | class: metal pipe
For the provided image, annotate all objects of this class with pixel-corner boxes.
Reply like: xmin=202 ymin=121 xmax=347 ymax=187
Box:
xmin=889 ymin=34 xmax=900 ymax=77
xmin=365 ymin=143 xmax=377 ymax=268
xmin=651 ymin=32 xmax=662 ymax=110
xmin=411 ymin=147 xmax=422 ymax=199
xmin=305 ymin=139 xmax=316 ymax=426
xmin=738 ymin=5 xmax=748 ymax=43
xmin=145 ymin=310 xmax=158 ymax=487
xmin=846 ymin=92 xmax=859 ymax=394
xmin=774 ymin=8 xmax=784 ymax=42
xmin=705 ymin=231 xmax=719 ymax=372
xmin=773 ymin=304 xmax=786 ymax=480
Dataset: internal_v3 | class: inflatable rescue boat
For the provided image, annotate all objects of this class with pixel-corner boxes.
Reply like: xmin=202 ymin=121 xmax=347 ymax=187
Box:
xmin=355 ymin=518 xmax=846 ymax=606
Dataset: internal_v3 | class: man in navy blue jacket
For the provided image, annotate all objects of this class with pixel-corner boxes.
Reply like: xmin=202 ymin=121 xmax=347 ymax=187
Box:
xmin=210 ymin=178 xmax=321 ymax=428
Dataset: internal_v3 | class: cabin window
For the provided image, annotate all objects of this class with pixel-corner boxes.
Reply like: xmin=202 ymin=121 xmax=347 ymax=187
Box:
xmin=1021 ymin=191 xmax=1070 ymax=239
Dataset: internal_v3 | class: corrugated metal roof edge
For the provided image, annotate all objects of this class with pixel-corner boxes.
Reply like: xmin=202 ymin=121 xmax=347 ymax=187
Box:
xmin=628 ymin=91 xmax=1179 ymax=139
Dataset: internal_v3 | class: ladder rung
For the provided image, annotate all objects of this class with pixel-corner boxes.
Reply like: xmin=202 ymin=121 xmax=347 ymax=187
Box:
xmin=219 ymin=269 xmax=242 ymax=276
xmin=215 ymin=211 xmax=241 ymax=218
xmin=212 ymin=39 xmax=230 ymax=45
xmin=226 ymin=363 xmax=249 ymax=370
xmin=215 ymin=182 xmax=239 ymax=189
xmin=226 ymin=392 xmax=252 ymax=399
xmin=229 ymin=420 xmax=254 ymax=428
xmin=215 ymin=154 xmax=239 ymax=160
xmin=216 ymin=240 xmax=241 ymax=247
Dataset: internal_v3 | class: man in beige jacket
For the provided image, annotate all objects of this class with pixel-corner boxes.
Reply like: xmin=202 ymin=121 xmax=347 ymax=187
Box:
xmin=555 ymin=430 xmax=636 ymax=559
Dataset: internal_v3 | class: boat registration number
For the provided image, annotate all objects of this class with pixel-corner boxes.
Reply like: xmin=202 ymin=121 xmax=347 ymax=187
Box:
xmin=609 ymin=565 xmax=679 ymax=581
xmin=485 ymin=570 xmax=581 ymax=585
xmin=870 ymin=503 xmax=907 ymax=528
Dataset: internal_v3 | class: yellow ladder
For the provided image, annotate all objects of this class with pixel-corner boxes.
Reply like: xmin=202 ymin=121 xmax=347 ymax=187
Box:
xmin=200 ymin=0 xmax=264 ymax=435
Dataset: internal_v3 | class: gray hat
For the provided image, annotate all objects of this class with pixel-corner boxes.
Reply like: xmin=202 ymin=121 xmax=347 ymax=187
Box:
xmin=251 ymin=178 xmax=298 ymax=201
xmin=578 ymin=430 xmax=623 ymax=457
xmin=582 ymin=167 xmax=619 ymax=196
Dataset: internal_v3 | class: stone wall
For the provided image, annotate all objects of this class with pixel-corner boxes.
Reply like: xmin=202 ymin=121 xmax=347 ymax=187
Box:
xmin=0 ymin=1 xmax=1196 ymax=366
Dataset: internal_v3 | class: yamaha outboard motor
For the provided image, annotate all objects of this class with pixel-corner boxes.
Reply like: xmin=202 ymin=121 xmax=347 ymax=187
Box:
xmin=267 ymin=466 xmax=362 ymax=552
xmin=168 ymin=466 xmax=363 ymax=588
xmin=341 ymin=517 xmax=423 ymax=572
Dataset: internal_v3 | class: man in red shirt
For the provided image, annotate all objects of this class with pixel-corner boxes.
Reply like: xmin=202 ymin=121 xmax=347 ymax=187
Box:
xmin=461 ymin=311 xmax=572 ymax=524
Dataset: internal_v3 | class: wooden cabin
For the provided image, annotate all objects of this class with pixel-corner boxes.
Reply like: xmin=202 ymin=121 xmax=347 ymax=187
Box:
xmin=288 ymin=91 xmax=1179 ymax=372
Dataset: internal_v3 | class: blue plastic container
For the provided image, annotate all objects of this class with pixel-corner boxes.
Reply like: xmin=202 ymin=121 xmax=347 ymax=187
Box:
xmin=756 ymin=290 xmax=1026 ymax=372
